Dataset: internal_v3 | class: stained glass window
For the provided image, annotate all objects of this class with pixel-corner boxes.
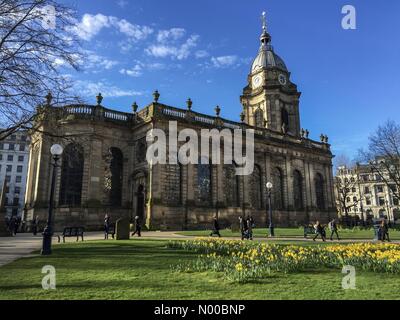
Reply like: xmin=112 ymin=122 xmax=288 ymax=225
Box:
xmin=273 ymin=167 xmax=284 ymax=210
xmin=59 ymin=144 xmax=84 ymax=206
xmin=315 ymin=173 xmax=325 ymax=210
xmin=224 ymin=165 xmax=240 ymax=207
xmin=293 ymin=170 xmax=304 ymax=210
xmin=197 ymin=158 xmax=211 ymax=204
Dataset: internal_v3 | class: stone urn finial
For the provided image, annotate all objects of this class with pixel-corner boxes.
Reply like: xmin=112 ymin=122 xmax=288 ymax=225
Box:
xmin=186 ymin=98 xmax=193 ymax=111
xmin=215 ymin=105 xmax=221 ymax=117
xmin=153 ymin=90 xmax=160 ymax=103
xmin=240 ymin=112 xmax=245 ymax=123
xmin=132 ymin=102 xmax=138 ymax=113
xmin=45 ymin=91 xmax=53 ymax=106
xmin=96 ymin=93 xmax=103 ymax=106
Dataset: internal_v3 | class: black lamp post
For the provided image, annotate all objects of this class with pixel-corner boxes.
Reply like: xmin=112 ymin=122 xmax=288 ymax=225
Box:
xmin=41 ymin=144 xmax=63 ymax=256
xmin=266 ymin=182 xmax=274 ymax=237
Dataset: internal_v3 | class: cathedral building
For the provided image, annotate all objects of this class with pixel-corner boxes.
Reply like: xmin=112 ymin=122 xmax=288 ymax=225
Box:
xmin=23 ymin=15 xmax=336 ymax=230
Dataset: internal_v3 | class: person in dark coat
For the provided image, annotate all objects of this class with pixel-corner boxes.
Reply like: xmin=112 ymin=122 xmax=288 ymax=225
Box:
xmin=9 ymin=217 xmax=16 ymax=236
xmin=210 ymin=217 xmax=221 ymax=237
xmin=328 ymin=218 xmax=340 ymax=241
xmin=380 ymin=220 xmax=390 ymax=242
xmin=32 ymin=216 xmax=39 ymax=236
xmin=104 ymin=214 xmax=110 ymax=240
xmin=246 ymin=216 xmax=253 ymax=240
xmin=239 ymin=216 xmax=245 ymax=240
xmin=14 ymin=217 xmax=21 ymax=235
xmin=313 ymin=221 xmax=326 ymax=242
xmin=132 ymin=216 xmax=142 ymax=237
xmin=249 ymin=216 xmax=255 ymax=229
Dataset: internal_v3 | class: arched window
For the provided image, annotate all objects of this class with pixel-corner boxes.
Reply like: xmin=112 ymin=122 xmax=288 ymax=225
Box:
xmin=59 ymin=144 xmax=84 ymax=206
xmin=315 ymin=173 xmax=325 ymax=210
xmin=164 ymin=163 xmax=182 ymax=205
xmin=293 ymin=170 xmax=304 ymax=210
xmin=281 ymin=108 xmax=289 ymax=132
xmin=250 ymin=164 xmax=263 ymax=209
xmin=273 ymin=167 xmax=285 ymax=210
xmin=254 ymin=108 xmax=264 ymax=128
xmin=224 ymin=164 xmax=240 ymax=207
xmin=197 ymin=157 xmax=212 ymax=204
xmin=105 ymin=147 xmax=123 ymax=206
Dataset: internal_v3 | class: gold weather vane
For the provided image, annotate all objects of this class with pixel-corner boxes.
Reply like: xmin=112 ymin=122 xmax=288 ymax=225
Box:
xmin=261 ymin=11 xmax=267 ymax=32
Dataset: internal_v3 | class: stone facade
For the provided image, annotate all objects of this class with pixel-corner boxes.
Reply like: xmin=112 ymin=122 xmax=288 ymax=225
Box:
xmin=335 ymin=164 xmax=400 ymax=224
xmin=23 ymin=17 xmax=336 ymax=231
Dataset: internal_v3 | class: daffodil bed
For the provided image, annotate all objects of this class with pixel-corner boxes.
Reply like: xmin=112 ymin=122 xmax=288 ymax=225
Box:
xmin=168 ymin=238 xmax=400 ymax=282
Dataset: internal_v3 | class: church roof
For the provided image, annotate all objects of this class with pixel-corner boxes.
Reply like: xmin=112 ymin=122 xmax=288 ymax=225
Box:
xmin=251 ymin=43 xmax=288 ymax=72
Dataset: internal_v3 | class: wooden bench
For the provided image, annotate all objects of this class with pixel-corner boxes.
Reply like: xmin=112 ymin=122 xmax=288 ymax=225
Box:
xmin=58 ymin=227 xmax=85 ymax=243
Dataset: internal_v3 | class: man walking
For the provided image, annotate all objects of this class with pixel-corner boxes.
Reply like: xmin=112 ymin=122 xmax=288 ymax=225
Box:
xmin=104 ymin=214 xmax=110 ymax=240
xmin=239 ymin=216 xmax=245 ymax=240
xmin=313 ymin=221 xmax=326 ymax=242
xmin=246 ymin=216 xmax=253 ymax=240
xmin=210 ymin=217 xmax=221 ymax=237
xmin=32 ymin=216 xmax=39 ymax=236
xmin=328 ymin=218 xmax=340 ymax=241
xmin=132 ymin=216 xmax=142 ymax=237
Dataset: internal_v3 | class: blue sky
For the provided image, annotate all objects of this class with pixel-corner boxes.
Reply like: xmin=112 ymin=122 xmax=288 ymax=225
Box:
xmin=61 ymin=0 xmax=400 ymax=160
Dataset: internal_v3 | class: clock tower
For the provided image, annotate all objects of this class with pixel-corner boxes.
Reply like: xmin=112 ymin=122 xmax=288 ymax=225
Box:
xmin=240 ymin=12 xmax=301 ymax=137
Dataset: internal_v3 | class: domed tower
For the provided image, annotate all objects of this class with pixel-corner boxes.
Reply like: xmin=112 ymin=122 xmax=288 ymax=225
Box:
xmin=241 ymin=12 xmax=301 ymax=136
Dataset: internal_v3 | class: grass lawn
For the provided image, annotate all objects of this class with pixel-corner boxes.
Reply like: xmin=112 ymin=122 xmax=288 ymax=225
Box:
xmin=177 ymin=227 xmax=400 ymax=240
xmin=0 ymin=239 xmax=399 ymax=300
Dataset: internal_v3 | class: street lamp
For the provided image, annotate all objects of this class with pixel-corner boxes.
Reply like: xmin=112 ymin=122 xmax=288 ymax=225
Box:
xmin=41 ymin=144 xmax=63 ymax=255
xmin=266 ymin=182 xmax=274 ymax=237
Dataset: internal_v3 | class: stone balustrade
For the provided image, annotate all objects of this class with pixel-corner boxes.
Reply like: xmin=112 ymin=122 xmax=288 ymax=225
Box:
xmin=44 ymin=103 xmax=329 ymax=151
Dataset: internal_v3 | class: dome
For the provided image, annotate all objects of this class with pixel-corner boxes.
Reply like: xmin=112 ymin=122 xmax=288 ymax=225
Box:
xmin=251 ymin=44 xmax=288 ymax=72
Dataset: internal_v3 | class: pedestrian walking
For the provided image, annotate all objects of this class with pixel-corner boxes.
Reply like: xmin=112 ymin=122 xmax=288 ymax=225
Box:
xmin=32 ymin=216 xmax=39 ymax=236
xmin=104 ymin=214 xmax=110 ymax=240
xmin=328 ymin=218 xmax=340 ymax=241
xmin=9 ymin=216 xmax=16 ymax=236
xmin=132 ymin=216 xmax=142 ymax=237
xmin=210 ymin=217 xmax=221 ymax=237
xmin=313 ymin=221 xmax=326 ymax=242
xmin=246 ymin=216 xmax=253 ymax=240
xmin=380 ymin=220 xmax=390 ymax=242
xmin=239 ymin=216 xmax=245 ymax=240
xmin=249 ymin=216 xmax=255 ymax=229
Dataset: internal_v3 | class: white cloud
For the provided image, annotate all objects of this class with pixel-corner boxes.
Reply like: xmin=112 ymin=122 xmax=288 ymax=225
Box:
xmin=157 ymin=28 xmax=186 ymax=43
xmin=72 ymin=13 xmax=153 ymax=41
xmin=75 ymin=80 xmax=143 ymax=98
xmin=119 ymin=64 xmax=142 ymax=77
xmin=85 ymin=51 xmax=119 ymax=71
xmin=195 ymin=50 xmax=209 ymax=59
xmin=146 ymin=62 xmax=166 ymax=70
xmin=211 ymin=55 xmax=238 ymax=68
xmin=146 ymin=34 xmax=199 ymax=60
xmin=116 ymin=0 xmax=128 ymax=8
xmin=110 ymin=17 xmax=153 ymax=40
xmin=72 ymin=14 xmax=110 ymax=41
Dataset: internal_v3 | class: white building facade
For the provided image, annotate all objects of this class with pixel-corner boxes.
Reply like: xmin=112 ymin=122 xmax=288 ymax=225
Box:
xmin=335 ymin=164 xmax=400 ymax=225
xmin=0 ymin=131 xmax=30 ymax=218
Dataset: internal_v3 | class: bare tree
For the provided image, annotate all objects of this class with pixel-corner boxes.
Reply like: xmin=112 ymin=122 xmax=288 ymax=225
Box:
xmin=359 ymin=120 xmax=400 ymax=202
xmin=0 ymin=0 xmax=82 ymax=140
xmin=335 ymin=166 xmax=359 ymax=217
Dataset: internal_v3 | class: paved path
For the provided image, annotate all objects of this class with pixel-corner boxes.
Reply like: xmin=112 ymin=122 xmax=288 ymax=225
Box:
xmin=0 ymin=231 xmax=398 ymax=267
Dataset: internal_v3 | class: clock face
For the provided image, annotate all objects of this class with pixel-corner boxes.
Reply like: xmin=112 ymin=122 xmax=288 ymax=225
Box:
xmin=252 ymin=75 xmax=262 ymax=88
xmin=278 ymin=74 xmax=287 ymax=85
